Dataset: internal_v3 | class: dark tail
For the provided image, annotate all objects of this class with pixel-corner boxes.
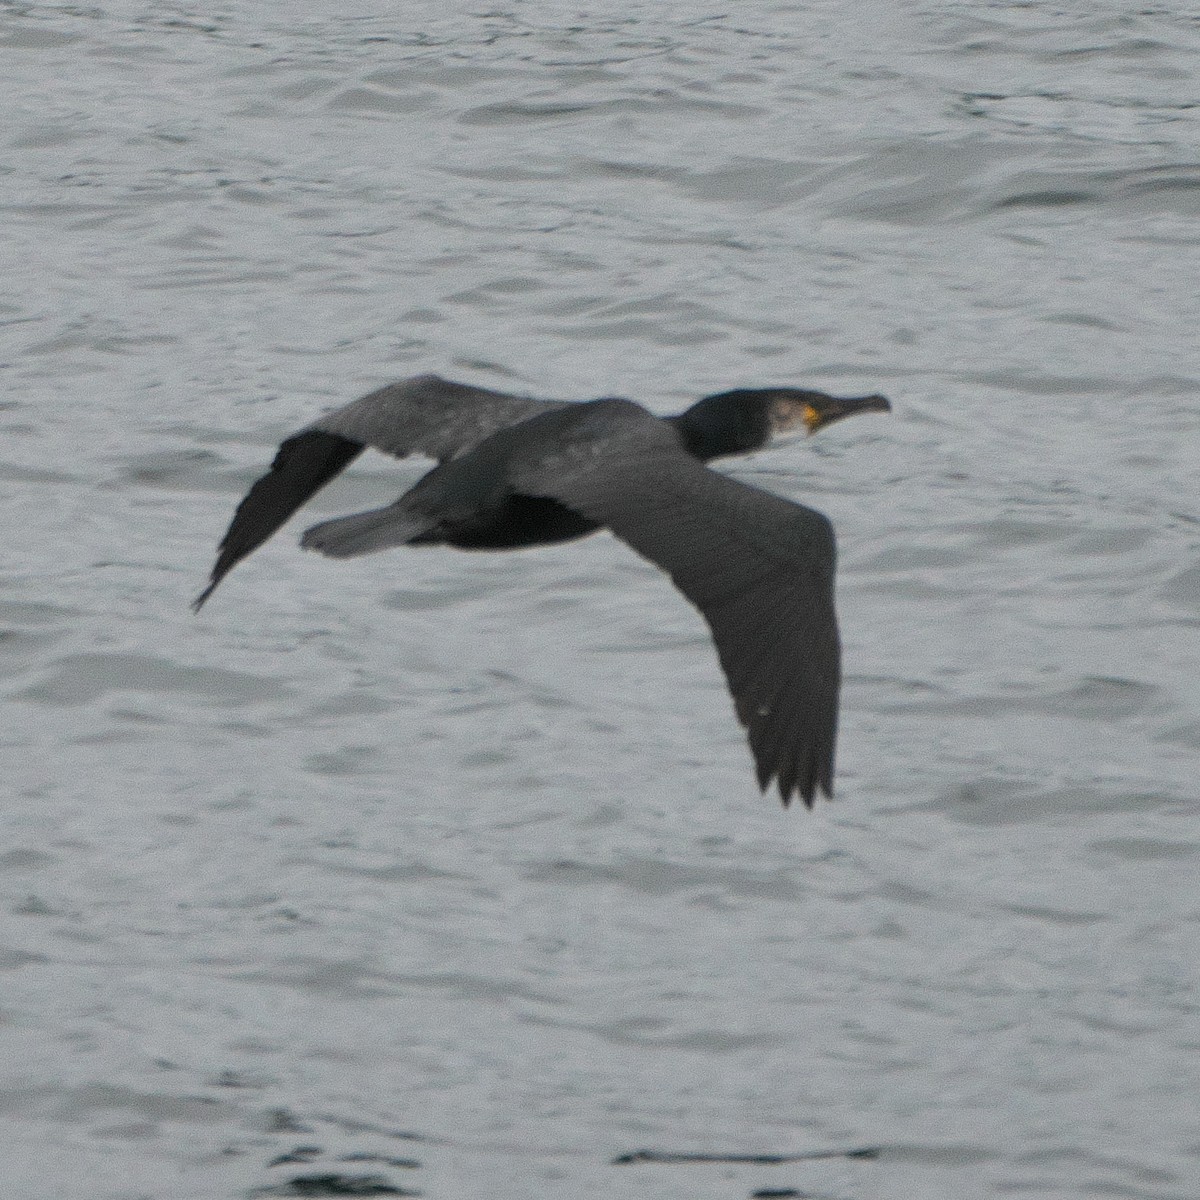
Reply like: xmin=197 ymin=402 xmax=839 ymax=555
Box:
xmin=300 ymin=504 xmax=436 ymax=558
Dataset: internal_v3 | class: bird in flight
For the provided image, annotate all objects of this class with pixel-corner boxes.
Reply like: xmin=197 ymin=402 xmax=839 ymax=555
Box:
xmin=195 ymin=374 xmax=890 ymax=807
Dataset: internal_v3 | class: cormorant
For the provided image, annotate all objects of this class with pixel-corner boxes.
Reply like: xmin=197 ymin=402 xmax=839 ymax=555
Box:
xmin=195 ymin=374 xmax=890 ymax=807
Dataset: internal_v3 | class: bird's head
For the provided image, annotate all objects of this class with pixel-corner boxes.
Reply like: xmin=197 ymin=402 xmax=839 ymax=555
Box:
xmin=673 ymin=387 xmax=891 ymax=461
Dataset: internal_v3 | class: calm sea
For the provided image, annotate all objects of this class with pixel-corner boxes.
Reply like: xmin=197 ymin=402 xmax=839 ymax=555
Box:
xmin=2 ymin=2 xmax=1198 ymax=1197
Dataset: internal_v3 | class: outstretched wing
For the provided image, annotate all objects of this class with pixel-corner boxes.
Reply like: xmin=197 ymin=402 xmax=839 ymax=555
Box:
xmin=511 ymin=400 xmax=840 ymax=807
xmin=308 ymin=374 xmax=569 ymax=462
xmin=194 ymin=374 xmax=568 ymax=609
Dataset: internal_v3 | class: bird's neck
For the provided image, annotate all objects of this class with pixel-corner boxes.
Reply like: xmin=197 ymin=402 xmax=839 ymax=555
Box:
xmin=668 ymin=391 xmax=772 ymax=462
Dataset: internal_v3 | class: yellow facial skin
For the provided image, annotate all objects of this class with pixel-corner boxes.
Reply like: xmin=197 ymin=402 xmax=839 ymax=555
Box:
xmin=770 ymin=396 xmax=822 ymax=437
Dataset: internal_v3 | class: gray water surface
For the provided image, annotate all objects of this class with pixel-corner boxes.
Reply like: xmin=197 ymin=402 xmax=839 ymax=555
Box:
xmin=2 ymin=3 xmax=1199 ymax=1198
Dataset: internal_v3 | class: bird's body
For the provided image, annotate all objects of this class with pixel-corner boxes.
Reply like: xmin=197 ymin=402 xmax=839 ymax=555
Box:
xmin=196 ymin=374 xmax=890 ymax=807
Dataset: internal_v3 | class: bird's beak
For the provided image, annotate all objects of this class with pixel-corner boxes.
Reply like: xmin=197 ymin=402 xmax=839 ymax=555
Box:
xmin=803 ymin=393 xmax=892 ymax=435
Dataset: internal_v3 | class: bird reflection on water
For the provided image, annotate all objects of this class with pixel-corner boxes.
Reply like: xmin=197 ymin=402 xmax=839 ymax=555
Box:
xmin=195 ymin=375 xmax=890 ymax=808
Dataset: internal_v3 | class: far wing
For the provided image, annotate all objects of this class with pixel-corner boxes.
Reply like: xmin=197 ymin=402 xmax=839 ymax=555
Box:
xmin=194 ymin=374 xmax=567 ymax=609
xmin=511 ymin=401 xmax=840 ymax=807
xmin=307 ymin=374 xmax=569 ymax=462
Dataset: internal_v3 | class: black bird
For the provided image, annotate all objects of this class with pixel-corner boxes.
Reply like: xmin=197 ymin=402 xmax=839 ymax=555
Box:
xmin=195 ymin=374 xmax=890 ymax=807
